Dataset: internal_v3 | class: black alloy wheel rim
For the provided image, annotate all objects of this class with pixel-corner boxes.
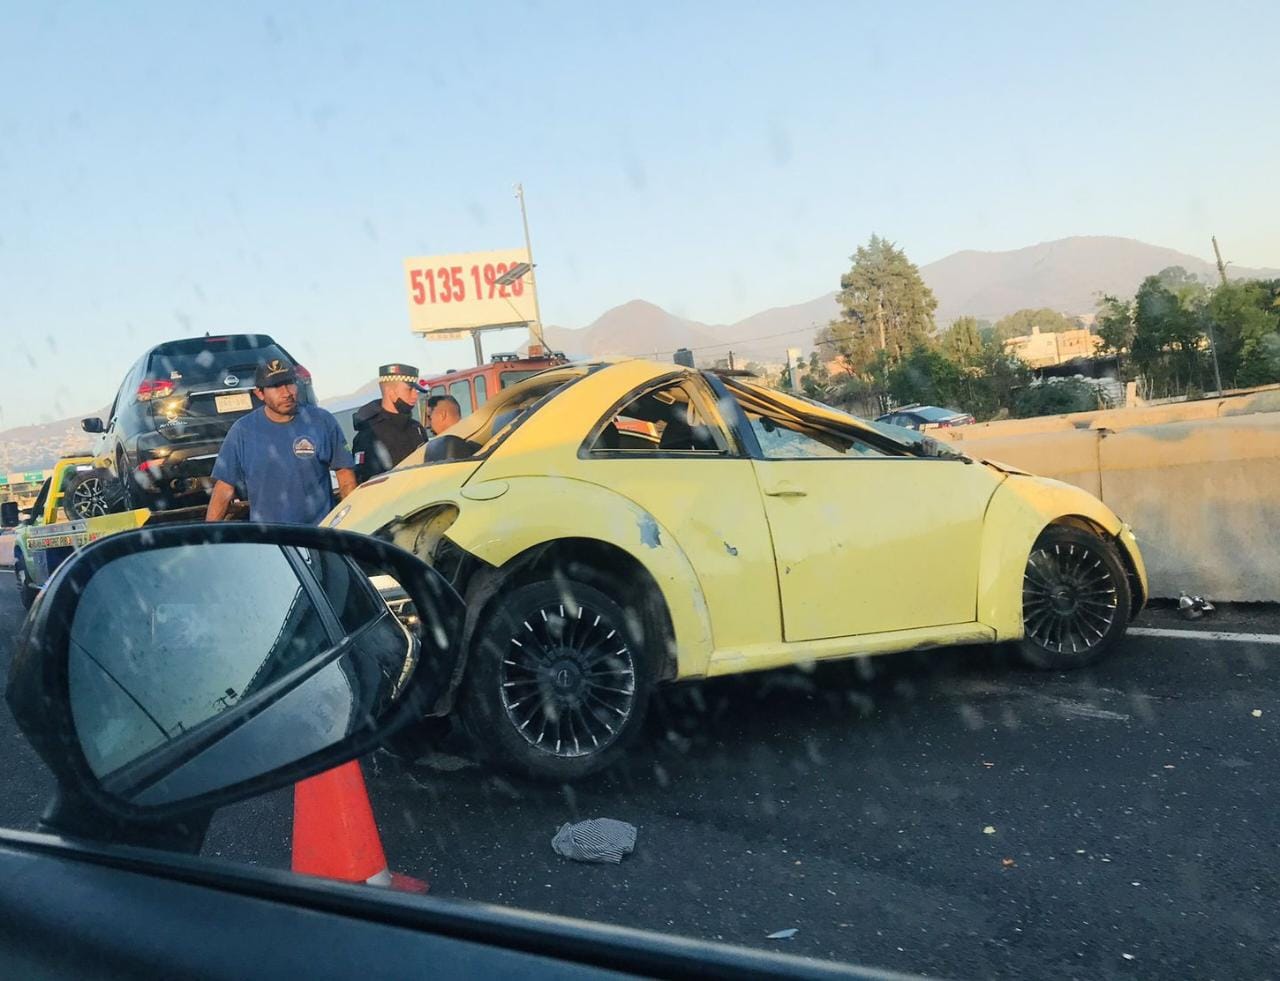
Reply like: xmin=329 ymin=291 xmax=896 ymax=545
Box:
xmin=1023 ymin=541 xmax=1119 ymax=654
xmin=71 ymin=476 xmax=110 ymax=517
xmin=499 ymin=601 xmax=637 ymax=758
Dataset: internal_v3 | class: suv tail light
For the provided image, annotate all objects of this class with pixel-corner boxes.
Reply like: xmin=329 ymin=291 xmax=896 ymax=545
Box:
xmin=294 ymin=365 xmax=313 ymax=385
xmin=136 ymin=379 xmax=175 ymax=401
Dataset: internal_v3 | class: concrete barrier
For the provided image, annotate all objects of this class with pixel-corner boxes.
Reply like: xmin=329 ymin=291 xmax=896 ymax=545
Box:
xmin=938 ymin=383 xmax=1280 ymax=444
xmin=961 ymin=428 xmax=1104 ymax=498
xmin=1098 ymin=415 xmax=1280 ymax=603
xmin=940 ymin=407 xmax=1280 ymax=602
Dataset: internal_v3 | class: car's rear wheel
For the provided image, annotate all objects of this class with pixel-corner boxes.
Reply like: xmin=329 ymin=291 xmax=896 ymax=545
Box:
xmin=459 ymin=579 xmax=654 ymax=781
xmin=116 ymin=450 xmax=142 ymax=511
xmin=1018 ymin=525 xmax=1131 ymax=669
xmin=63 ymin=469 xmax=120 ymax=520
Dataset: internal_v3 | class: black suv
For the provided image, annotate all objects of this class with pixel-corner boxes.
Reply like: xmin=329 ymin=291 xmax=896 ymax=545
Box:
xmin=67 ymin=335 xmax=316 ymax=517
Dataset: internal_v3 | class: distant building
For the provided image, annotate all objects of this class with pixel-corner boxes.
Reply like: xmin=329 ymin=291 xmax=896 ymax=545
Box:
xmin=1004 ymin=326 xmax=1103 ymax=368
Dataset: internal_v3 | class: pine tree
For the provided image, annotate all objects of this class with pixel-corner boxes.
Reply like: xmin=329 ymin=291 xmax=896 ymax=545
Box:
xmin=817 ymin=236 xmax=938 ymax=373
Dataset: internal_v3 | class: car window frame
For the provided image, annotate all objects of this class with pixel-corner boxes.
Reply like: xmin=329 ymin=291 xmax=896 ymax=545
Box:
xmin=400 ymin=366 xmax=602 ymax=471
xmin=713 ymin=375 xmax=955 ymax=464
xmin=578 ymin=372 xmax=740 ymax=461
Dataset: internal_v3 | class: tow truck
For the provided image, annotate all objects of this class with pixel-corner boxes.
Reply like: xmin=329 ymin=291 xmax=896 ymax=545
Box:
xmin=10 ymin=455 xmax=235 ymax=609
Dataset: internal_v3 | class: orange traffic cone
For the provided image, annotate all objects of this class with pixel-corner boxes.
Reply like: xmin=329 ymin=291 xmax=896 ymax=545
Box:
xmin=292 ymin=760 xmax=428 ymax=893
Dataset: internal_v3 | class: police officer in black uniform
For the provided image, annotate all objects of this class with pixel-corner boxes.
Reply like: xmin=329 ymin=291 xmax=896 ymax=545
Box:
xmin=351 ymin=363 xmax=429 ymax=483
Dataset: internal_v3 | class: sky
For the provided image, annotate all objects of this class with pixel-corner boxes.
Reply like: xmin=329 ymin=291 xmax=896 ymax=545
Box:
xmin=2 ymin=0 xmax=1278 ymax=429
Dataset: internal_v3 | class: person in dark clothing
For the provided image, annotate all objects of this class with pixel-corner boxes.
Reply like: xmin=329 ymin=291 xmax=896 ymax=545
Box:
xmin=351 ymin=363 xmax=429 ymax=482
xmin=423 ymin=394 xmax=474 ymax=462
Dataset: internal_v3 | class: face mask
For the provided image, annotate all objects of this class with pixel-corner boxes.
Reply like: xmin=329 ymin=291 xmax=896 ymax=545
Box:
xmin=393 ymin=398 xmax=416 ymax=416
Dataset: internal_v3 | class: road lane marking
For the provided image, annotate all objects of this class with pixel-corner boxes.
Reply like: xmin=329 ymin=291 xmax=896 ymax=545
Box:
xmin=1129 ymin=627 xmax=1280 ymax=646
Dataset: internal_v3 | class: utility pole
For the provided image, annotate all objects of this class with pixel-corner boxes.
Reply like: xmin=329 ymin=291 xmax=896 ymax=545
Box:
xmin=1212 ymin=235 xmax=1229 ymax=286
xmin=1205 ymin=236 xmax=1227 ymax=394
xmin=515 ymin=183 xmax=547 ymax=352
xmin=728 ymin=350 xmax=735 ymax=371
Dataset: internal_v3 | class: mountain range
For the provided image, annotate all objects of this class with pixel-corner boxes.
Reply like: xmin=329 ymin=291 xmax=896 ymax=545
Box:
xmin=4 ymin=236 xmax=1276 ymax=472
xmin=536 ymin=236 xmax=1279 ymax=365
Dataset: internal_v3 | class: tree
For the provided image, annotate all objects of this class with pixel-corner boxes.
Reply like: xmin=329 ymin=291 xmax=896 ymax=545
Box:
xmin=818 ymin=235 xmax=938 ymax=373
xmin=1206 ymin=280 xmax=1280 ymax=386
xmin=1013 ymin=380 xmax=1103 ymax=418
xmin=887 ymin=347 xmax=963 ymax=409
xmin=941 ymin=316 xmax=984 ymax=366
xmin=992 ymin=308 xmax=1081 ymax=343
xmin=1094 ymin=295 xmax=1135 ymax=356
xmin=1154 ymin=265 xmax=1204 ymax=291
xmin=800 ymin=351 xmax=831 ymax=400
xmin=1131 ymin=275 xmax=1208 ymax=392
xmin=883 ymin=343 xmax=1031 ymax=422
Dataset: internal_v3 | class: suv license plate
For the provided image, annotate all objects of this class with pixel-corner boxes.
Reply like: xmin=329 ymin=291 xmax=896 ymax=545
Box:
xmin=215 ymin=393 xmax=252 ymax=413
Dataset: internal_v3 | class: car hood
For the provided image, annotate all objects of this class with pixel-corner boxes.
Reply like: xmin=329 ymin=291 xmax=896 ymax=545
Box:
xmin=978 ymin=457 xmax=1033 ymax=476
xmin=324 ymin=458 xmax=482 ymax=534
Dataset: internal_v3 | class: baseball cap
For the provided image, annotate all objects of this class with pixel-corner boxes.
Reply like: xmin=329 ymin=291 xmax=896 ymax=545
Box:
xmin=255 ymin=359 xmax=298 ymax=388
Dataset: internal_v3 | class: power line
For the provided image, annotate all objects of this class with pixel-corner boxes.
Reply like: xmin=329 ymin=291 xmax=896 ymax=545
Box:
xmin=624 ymin=322 xmax=824 ymax=361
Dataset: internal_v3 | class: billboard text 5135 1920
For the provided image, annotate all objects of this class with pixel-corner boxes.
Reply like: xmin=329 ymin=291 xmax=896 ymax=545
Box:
xmin=404 ymin=249 xmax=536 ymax=339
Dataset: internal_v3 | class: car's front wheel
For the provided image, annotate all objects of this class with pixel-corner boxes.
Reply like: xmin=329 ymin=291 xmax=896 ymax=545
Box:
xmin=1018 ymin=525 xmax=1131 ymax=669
xmin=460 ymin=579 xmax=655 ymax=781
xmin=14 ymin=553 xmax=37 ymax=610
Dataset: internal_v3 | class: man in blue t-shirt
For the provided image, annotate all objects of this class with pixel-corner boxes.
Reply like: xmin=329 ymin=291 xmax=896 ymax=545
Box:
xmin=206 ymin=359 xmax=356 ymax=525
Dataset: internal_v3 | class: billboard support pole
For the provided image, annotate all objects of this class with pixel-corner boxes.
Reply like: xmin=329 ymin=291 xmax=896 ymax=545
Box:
xmin=515 ymin=183 xmax=546 ymax=351
xmin=472 ymin=330 xmax=484 ymax=368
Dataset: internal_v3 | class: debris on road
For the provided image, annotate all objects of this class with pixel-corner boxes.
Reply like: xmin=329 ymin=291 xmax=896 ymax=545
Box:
xmin=983 ymin=825 xmax=997 ymax=835
xmin=551 ymin=818 xmax=637 ymax=864
xmin=767 ymin=928 xmax=799 ymax=940
xmin=1178 ymin=592 xmax=1216 ymax=620
xmin=1002 ymin=858 xmax=1016 ymax=868
xmin=1252 ymin=709 xmax=1263 ymax=718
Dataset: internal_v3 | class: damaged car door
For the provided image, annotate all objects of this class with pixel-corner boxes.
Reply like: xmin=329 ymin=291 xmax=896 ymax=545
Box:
xmin=727 ymin=384 xmax=1003 ymax=642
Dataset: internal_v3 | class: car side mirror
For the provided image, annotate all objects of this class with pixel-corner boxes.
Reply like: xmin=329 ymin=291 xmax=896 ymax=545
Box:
xmin=0 ymin=501 xmax=17 ymax=528
xmin=81 ymin=418 xmax=105 ymax=434
xmin=18 ymin=507 xmax=34 ymax=525
xmin=6 ymin=523 xmax=464 ymax=852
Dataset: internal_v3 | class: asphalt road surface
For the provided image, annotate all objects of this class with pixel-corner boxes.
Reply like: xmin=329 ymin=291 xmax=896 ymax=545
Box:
xmin=2 ymin=570 xmax=1277 ymax=979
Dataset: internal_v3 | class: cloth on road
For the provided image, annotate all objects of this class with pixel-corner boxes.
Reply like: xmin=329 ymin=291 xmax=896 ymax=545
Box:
xmin=551 ymin=818 xmax=637 ymax=864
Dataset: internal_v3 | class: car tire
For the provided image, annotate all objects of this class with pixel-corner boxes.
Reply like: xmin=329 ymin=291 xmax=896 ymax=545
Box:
xmin=1017 ymin=525 xmax=1131 ymax=670
xmin=63 ymin=468 xmax=122 ymax=520
xmin=459 ymin=579 xmax=655 ymax=782
xmin=116 ymin=450 xmax=142 ymax=512
xmin=15 ymin=554 xmax=37 ymax=610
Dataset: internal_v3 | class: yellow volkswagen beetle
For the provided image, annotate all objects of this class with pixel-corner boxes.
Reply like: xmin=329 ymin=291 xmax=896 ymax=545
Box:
xmin=328 ymin=360 xmax=1147 ymax=780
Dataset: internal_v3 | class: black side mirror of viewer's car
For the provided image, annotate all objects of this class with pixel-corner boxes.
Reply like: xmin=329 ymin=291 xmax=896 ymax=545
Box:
xmin=0 ymin=501 xmax=17 ymax=528
xmin=5 ymin=523 xmax=464 ymax=854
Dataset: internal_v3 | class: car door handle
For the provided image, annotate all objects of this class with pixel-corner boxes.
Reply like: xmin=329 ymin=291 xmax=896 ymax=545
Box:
xmin=763 ymin=480 xmax=807 ymax=498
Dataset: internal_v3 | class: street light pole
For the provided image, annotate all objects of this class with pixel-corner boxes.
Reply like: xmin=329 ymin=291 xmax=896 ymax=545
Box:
xmin=515 ymin=183 xmax=547 ymax=351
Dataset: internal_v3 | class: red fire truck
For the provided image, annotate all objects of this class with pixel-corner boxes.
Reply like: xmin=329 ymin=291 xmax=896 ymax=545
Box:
xmin=418 ymin=350 xmax=569 ymax=420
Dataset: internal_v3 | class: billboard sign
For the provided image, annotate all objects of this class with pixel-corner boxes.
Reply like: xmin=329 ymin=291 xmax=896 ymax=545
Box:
xmin=404 ymin=248 xmax=536 ymax=336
